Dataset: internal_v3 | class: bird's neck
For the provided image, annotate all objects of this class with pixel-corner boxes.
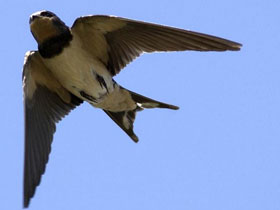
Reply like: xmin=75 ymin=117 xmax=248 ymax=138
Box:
xmin=38 ymin=29 xmax=73 ymax=59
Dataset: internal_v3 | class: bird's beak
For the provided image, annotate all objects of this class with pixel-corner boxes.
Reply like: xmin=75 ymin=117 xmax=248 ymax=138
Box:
xmin=29 ymin=15 xmax=39 ymax=24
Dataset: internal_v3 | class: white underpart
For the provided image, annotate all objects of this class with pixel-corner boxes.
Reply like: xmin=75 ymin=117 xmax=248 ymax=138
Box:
xmin=43 ymin=35 xmax=136 ymax=112
xmin=43 ymin=35 xmax=113 ymax=102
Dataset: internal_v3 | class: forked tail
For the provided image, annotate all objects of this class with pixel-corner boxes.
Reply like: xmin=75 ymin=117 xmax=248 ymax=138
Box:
xmin=103 ymin=88 xmax=179 ymax=142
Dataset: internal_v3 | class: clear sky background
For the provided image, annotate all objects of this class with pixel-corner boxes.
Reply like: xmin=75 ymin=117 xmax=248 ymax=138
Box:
xmin=1 ymin=0 xmax=279 ymax=209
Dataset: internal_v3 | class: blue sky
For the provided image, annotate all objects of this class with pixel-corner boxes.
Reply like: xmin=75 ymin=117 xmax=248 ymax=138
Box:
xmin=1 ymin=0 xmax=280 ymax=209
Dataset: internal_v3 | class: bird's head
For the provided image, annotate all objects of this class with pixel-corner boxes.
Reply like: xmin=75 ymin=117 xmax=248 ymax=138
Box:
xmin=29 ymin=10 xmax=69 ymax=44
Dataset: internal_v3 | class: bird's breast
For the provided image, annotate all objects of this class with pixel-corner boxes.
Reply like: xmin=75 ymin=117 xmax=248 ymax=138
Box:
xmin=42 ymin=36 xmax=113 ymax=104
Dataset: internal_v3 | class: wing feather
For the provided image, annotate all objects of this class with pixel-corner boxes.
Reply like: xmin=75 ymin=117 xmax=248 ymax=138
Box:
xmin=23 ymin=51 xmax=83 ymax=208
xmin=72 ymin=15 xmax=242 ymax=75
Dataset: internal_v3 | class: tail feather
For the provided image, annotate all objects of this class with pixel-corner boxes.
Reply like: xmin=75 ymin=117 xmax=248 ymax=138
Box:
xmin=103 ymin=109 xmax=139 ymax=142
xmin=127 ymin=88 xmax=179 ymax=110
xmin=104 ymin=88 xmax=178 ymax=142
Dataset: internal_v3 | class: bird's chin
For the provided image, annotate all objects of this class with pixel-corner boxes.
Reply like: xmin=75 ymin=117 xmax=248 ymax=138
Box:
xmin=30 ymin=19 xmax=59 ymax=44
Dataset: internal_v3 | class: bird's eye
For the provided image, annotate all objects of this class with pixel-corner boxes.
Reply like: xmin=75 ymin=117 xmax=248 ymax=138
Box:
xmin=40 ymin=11 xmax=54 ymax=18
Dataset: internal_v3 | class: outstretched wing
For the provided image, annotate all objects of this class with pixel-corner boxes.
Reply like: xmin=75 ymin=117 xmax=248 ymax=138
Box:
xmin=71 ymin=15 xmax=242 ymax=76
xmin=22 ymin=51 xmax=83 ymax=208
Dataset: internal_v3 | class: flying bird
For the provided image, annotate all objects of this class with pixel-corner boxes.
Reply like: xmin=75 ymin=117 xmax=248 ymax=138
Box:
xmin=23 ymin=10 xmax=242 ymax=207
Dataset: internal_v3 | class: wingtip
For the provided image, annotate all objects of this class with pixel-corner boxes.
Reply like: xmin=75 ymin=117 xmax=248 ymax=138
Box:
xmin=227 ymin=41 xmax=242 ymax=51
xmin=232 ymin=43 xmax=242 ymax=51
xmin=23 ymin=198 xmax=30 ymax=208
xmin=169 ymin=105 xmax=180 ymax=110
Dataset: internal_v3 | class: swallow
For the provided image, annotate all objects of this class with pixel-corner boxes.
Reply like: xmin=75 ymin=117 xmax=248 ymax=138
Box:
xmin=23 ymin=10 xmax=242 ymax=207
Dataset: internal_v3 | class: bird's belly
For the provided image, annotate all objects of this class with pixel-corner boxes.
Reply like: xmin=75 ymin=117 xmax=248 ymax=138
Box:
xmin=43 ymin=42 xmax=113 ymax=104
